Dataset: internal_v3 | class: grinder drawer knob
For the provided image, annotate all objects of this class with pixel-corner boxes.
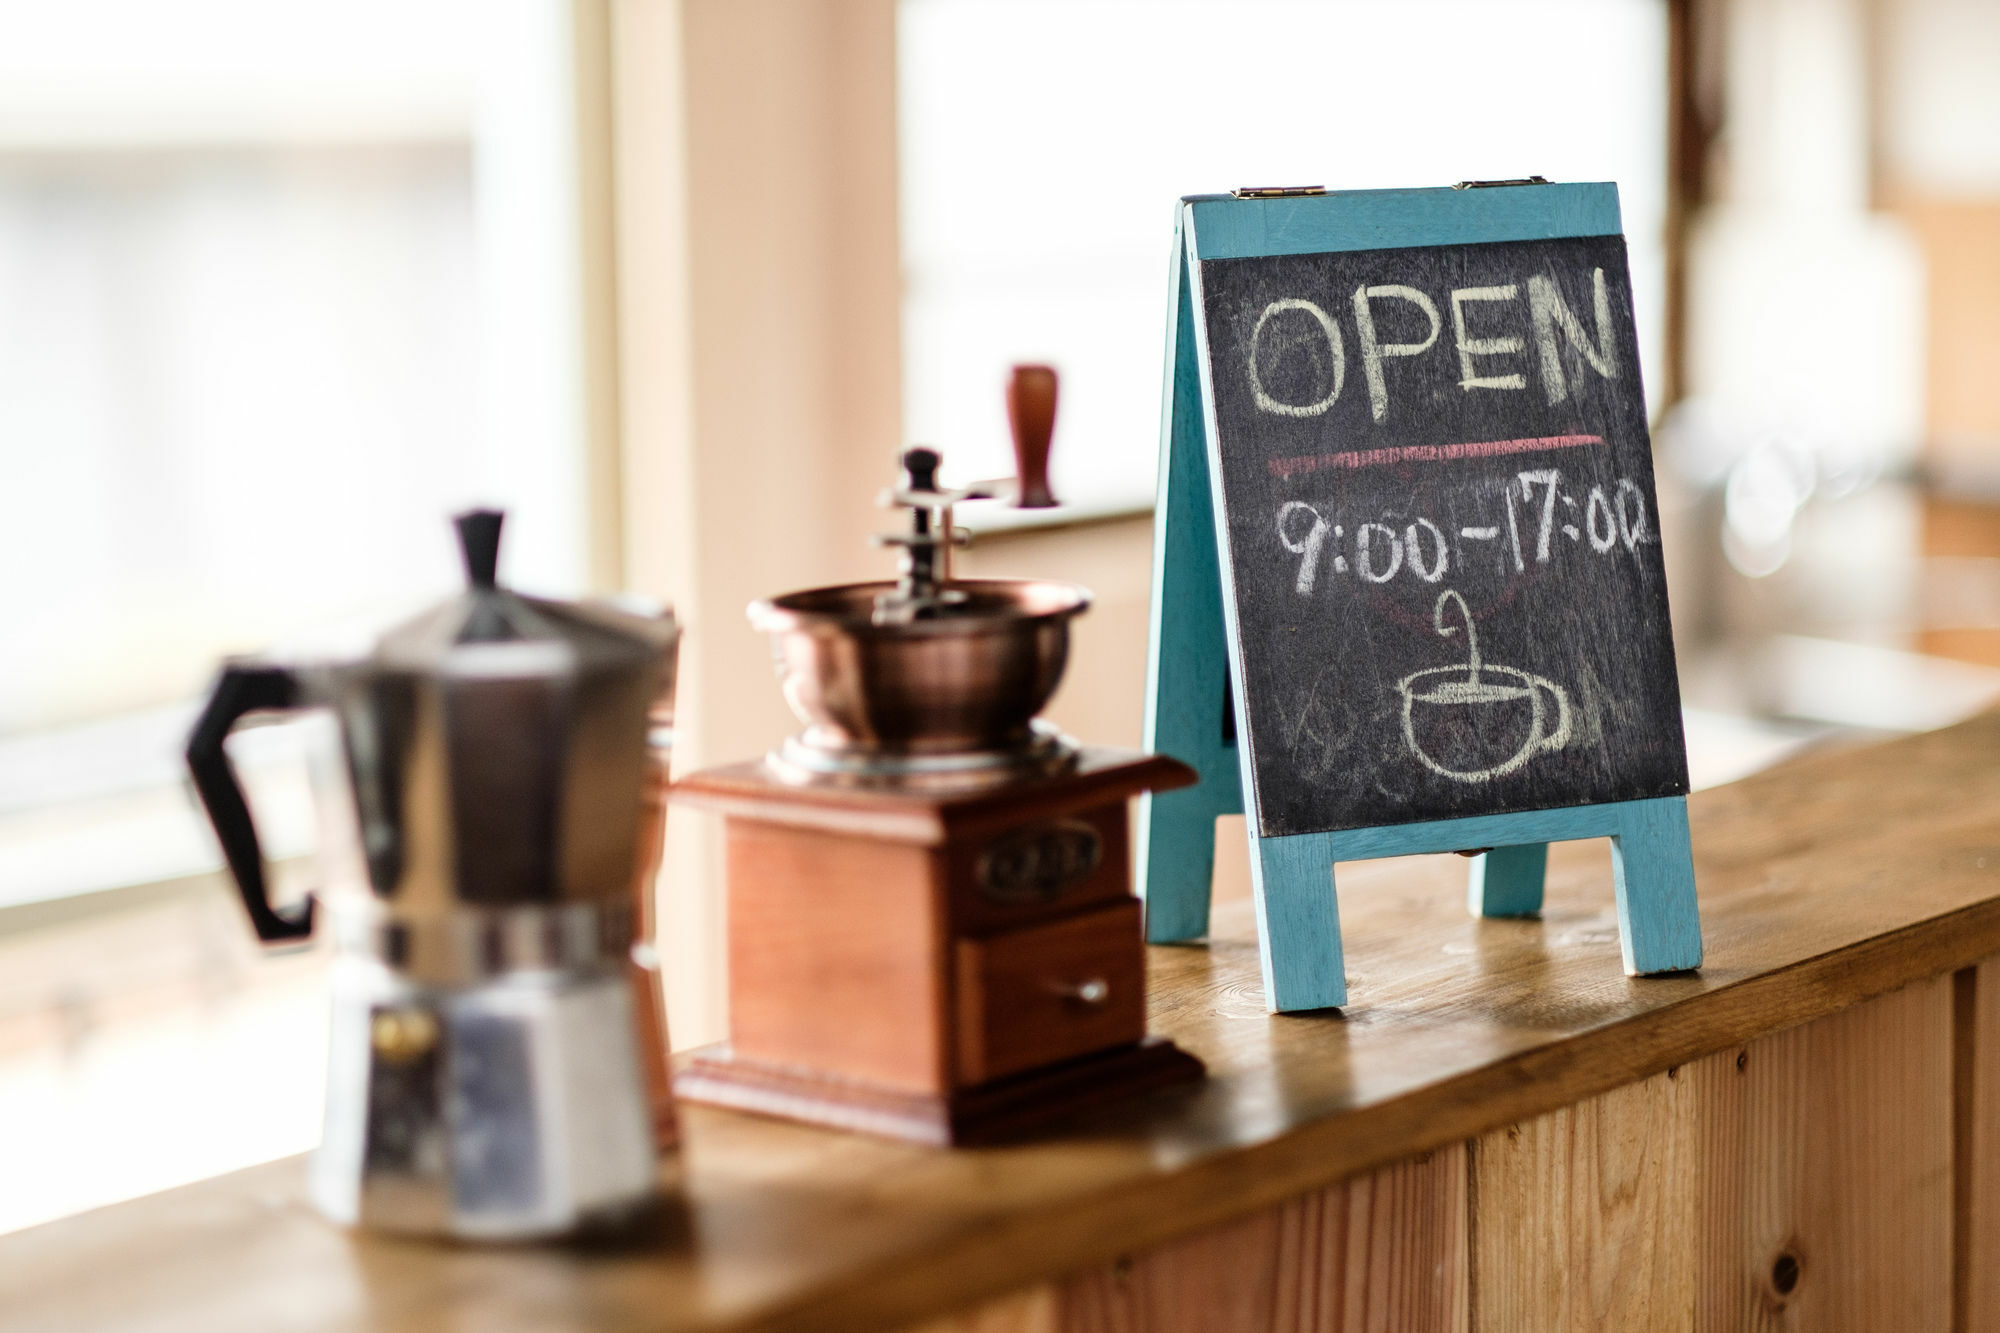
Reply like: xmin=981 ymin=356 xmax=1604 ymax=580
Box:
xmin=1053 ymin=977 xmax=1111 ymax=1007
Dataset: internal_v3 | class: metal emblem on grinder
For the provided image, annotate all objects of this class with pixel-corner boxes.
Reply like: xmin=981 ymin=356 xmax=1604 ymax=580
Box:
xmin=977 ymin=819 xmax=1102 ymax=904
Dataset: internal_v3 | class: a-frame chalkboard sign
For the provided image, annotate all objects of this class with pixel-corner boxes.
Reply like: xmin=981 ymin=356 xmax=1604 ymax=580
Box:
xmin=1138 ymin=182 xmax=1702 ymax=1013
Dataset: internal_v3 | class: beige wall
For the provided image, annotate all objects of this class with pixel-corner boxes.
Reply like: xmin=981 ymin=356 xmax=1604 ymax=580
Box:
xmin=604 ymin=2 xmax=1239 ymax=1044
xmin=958 ymin=516 xmax=1155 ymax=749
xmin=962 ymin=517 xmax=1257 ymax=907
xmin=611 ymin=0 xmax=903 ymax=1045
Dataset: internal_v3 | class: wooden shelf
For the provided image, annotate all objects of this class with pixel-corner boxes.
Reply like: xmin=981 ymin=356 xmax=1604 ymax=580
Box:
xmin=5 ymin=714 xmax=2000 ymax=1331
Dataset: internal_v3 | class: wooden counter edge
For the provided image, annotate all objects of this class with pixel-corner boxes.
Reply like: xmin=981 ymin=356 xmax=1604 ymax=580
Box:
xmin=11 ymin=719 xmax=2000 ymax=1333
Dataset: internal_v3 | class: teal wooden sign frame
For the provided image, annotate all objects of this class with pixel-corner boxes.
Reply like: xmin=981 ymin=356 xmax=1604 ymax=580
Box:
xmin=1137 ymin=183 xmax=1703 ymax=1013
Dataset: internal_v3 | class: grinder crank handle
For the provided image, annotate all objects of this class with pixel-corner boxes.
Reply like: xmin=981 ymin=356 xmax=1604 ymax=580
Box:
xmin=185 ymin=661 xmax=317 ymax=943
xmin=1006 ymin=364 xmax=1059 ymax=509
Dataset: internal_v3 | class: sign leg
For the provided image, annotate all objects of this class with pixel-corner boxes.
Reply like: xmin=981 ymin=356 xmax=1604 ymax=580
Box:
xmin=1140 ymin=217 xmax=1242 ymax=943
xmin=1467 ymin=843 xmax=1548 ymax=918
xmin=1608 ymin=796 xmax=1703 ymax=975
xmin=1138 ymin=793 xmax=1219 ymax=943
xmin=1249 ymin=831 xmax=1347 ymax=1012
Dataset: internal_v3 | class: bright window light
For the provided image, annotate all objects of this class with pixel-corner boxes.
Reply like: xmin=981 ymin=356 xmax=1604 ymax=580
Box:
xmin=0 ymin=0 xmax=599 ymax=919
xmin=0 ymin=0 xmax=595 ymax=738
xmin=899 ymin=0 xmax=1668 ymax=513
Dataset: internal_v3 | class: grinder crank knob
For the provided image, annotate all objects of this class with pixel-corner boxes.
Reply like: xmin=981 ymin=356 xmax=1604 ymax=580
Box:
xmin=1006 ymin=365 xmax=1058 ymax=509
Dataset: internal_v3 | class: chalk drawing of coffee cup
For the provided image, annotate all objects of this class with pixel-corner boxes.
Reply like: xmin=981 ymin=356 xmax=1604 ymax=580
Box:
xmin=1396 ymin=589 xmax=1572 ymax=783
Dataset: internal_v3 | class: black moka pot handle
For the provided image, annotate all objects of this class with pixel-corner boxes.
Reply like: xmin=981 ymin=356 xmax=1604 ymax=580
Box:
xmin=185 ymin=661 xmax=317 ymax=943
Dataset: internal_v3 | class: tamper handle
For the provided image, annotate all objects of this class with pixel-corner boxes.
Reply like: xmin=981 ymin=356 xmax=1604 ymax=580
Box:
xmin=1006 ymin=365 xmax=1058 ymax=509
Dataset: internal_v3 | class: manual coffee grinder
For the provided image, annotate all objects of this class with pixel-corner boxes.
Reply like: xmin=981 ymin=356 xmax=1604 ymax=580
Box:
xmin=672 ymin=367 xmax=1204 ymax=1144
xmin=186 ymin=511 xmax=679 ymax=1239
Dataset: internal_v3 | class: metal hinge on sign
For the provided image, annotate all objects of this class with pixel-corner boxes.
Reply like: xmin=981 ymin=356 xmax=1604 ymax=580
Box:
xmin=1453 ymin=176 xmax=1552 ymax=189
xmin=1231 ymin=185 xmax=1327 ymax=199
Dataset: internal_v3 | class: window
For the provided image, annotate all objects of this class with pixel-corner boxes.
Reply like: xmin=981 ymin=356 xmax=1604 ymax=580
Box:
xmin=0 ymin=0 xmax=602 ymax=905
xmin=899 ymin=0 xmax=1668 ymax=515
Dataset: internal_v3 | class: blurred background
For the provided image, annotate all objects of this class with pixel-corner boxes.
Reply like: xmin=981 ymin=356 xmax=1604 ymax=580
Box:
xmin=2 ymin=0 xmax=1998 ymax=1233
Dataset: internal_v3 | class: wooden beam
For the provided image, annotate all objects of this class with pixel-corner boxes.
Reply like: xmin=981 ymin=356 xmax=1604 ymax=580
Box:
xmin=1694 ymin=974 xmax=1953 ymax=1329
xmin=1469 ymin=1070 xmax=1697 ymax=1328
xmin=607 ymin=0 xmax=905 ymax=1049
xmin=1956 ymin=958 xmax=2000 ymax=1330
xmin=1058 ymin=1149 xmax=1466 ymax=1333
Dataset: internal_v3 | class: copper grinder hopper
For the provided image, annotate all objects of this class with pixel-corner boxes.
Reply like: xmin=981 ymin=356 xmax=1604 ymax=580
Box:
xmin=753 ymin=366 xmax=1089 ymax=785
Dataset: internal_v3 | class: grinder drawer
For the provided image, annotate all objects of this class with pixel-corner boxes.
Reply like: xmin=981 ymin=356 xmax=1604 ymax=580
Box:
xmin=954 ymin=901 xmax=1146 ymax=1086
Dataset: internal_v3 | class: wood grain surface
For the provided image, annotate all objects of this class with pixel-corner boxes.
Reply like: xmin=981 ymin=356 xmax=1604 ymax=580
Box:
xmin=1465 ymin=976 xmax=1955 ymax=1331
xmin=954 ymin=902 xmax=1146 ymax=1084
xmin=1958 ymin=957 xmax=2000 ymax=1330
xmin=911 ymin=1288 xmax=1058 ymax=1333
xmin=724 ymin=820 xmax=947 ymax=1092
xmin=1693 ymin=973 xmax=1953 ymax=1331
xmin=671 ymin=749 xmax=1194 ymax=846
xmin=1469 ymin=1067 xmax=1697 ymax=1328
xmin=1058 ymin=1147 xmax=1467 ymax=1333
xmin=4 ymin=715 xmax=2000 ymax=1331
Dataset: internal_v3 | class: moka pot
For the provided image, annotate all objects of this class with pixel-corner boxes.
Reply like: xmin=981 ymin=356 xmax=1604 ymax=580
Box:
xmin=185 ymin=511 xmax=678 ymax=1239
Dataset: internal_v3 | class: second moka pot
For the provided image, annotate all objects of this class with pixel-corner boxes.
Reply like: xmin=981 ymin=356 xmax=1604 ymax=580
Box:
xmin=186 ymin=511 xmax=678 ymax=1239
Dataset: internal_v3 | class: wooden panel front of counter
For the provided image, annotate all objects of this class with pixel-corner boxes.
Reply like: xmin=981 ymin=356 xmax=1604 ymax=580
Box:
xmin=7 ymin=715 xmax=2000 ymax=1331
xmin=937 ymin=967 xmax=1964 ymax=1331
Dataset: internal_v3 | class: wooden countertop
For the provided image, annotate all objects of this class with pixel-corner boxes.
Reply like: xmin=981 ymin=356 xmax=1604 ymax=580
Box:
xmin=6 ymin=714 xmax=2000 ymax=1332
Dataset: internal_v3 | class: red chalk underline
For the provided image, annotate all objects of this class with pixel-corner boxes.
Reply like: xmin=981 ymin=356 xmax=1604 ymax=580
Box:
xmin=1268 ymin=434 xmax=1605 ymax=478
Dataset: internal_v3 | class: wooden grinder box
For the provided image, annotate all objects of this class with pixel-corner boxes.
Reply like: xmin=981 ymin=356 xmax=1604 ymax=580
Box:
xmin=672 ymin=749 xmax=1204 ymax=1144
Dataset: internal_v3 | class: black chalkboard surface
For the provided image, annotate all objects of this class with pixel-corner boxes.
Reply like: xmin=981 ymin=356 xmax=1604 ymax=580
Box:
xmin=1195 ymin=234 xmax=1689 ymax=837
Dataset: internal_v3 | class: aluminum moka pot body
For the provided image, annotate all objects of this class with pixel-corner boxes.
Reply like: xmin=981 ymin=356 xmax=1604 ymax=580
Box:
xmin=186 ymin=511 xmax=678 ymax=1240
